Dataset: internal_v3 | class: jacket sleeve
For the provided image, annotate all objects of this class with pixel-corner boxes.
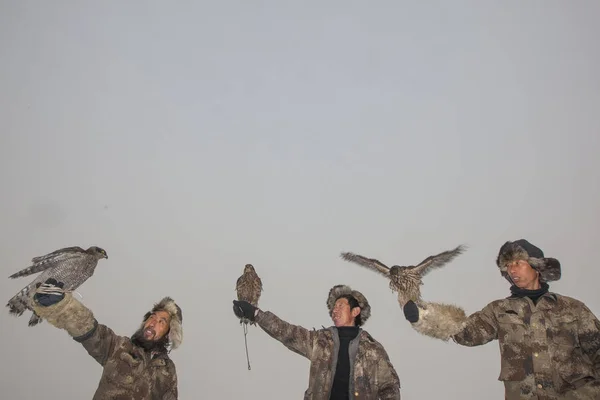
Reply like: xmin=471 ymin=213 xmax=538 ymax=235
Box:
xmin=578 ymin=304 xmax=600 ymax=375
xmin=32 ymin=293 xmax=120 ymax=366
xmin=32 ymin=293 xmax=96 ymax=337
xmin=160 ymin=361 xmax=179 ymax=400
xmin=451 ymin=303 xmax=499 ymax=346
xmin=376 ymin=348 xmax=401 ymax=400
xmin=76 ymin=323 xmax=121 ymax=366
xmin=408 ymin=300 xmax=498 ymax=346
xmin=255 ymin=309 xmax=315 ymax=359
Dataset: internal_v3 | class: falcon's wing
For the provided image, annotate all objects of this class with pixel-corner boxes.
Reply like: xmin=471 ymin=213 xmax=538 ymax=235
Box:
xmin=235 ymin=274 xmax=244 ymax=289
xmin=31 ymin=247 xmax=86 ymax=263
xmin=36 ymin=256 xmax=97 ymax=289
xmin=411 ymin=244 xmax=467 ymax=277
xmin=340 ymin=252 xmax=391 ymax=277
xmin=9 ymin=247 xmax=87 ymax=279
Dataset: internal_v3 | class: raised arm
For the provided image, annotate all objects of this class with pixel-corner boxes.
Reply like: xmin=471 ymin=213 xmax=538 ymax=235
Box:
xmin=233 ymin=299 xmax=314 ymax=359
xmin=31 ymin=282 xmax=122 ymax=365
xmin=255 ymin=309 xmax=315 ymax=359
xmin=404 ymin=300 xmax=498 ymax=346
xmin=451 ymin=303 xmax=499 ymax=346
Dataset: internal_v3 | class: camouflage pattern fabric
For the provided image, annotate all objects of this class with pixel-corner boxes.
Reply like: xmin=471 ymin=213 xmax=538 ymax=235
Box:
xmin=255 ymin=309 xmax=401 ymax=400
xmin=442 ymin=292 xmax=600 ymax=399
xmin=32 ymin=293 xmax=178 ymax=400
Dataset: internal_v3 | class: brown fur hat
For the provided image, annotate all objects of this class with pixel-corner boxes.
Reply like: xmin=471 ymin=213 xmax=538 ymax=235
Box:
xmin=496 ymin=239 xmax=561 ymax=283
xmin=327 ymin=284 xmax=371 ymax=325
xmin=141 ymin=297 xmax=183 ymax=350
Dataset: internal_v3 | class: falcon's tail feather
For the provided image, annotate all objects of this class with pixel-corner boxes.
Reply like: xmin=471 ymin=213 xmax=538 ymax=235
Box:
xmin=6 ymin=292 xmax=30 ymax=317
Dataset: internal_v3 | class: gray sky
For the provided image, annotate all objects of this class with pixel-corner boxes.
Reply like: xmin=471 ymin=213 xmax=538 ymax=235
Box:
xmin=1 ymin=1 xmax=599 ymax=398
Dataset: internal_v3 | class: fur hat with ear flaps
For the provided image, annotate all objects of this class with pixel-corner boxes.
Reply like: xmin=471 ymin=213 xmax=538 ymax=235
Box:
xmin=496 ymin=239 xmax=561 ymax=283
xmin=142 ymin=297 xmax=183 ymax=350
xmin=327 ymin=284 xmax=371 ymax=326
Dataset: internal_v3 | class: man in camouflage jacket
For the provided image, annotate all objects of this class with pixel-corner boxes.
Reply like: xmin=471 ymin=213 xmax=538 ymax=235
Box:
xmin=233 ymin=284 xmax=401 ymax=400
xmin=403 ymin=239 xmax=600 ymax=399
xmin=30 ymin=278 xmax=182 ymax=400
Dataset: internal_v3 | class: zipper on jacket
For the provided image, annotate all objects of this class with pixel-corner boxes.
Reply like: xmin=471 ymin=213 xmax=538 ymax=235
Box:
xmin=325 ymin=327 xmax=339 ymax=399
xmin=347 ymin=329 xmax=362 ymax=400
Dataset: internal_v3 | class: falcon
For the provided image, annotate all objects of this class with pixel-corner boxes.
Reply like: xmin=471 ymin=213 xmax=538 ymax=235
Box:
xmin=235 ymin=264 xmax=262 ymax=326
xmin=6 ymin=246 xmax=108 ymax=326
xmin=340 ymin=244 xmax=466 ymax=307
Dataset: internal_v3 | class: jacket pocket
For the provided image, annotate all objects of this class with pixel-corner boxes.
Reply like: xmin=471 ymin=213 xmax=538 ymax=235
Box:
xmin=497 ymin=314 xmax=528 ymax=381
xmin=548 ymin=314 xmax=578 ymax=347
xmin=497 ymin=313 xmax=527 ymax=343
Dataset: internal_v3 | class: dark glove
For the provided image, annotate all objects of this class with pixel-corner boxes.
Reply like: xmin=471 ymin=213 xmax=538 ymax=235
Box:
xmin=403 ymin=300 xmax=419 ymax=323
xmin=233 ymin=300 xmax=257 ymax=322
xmin=34 ymin=278 xmax=66 ymax=307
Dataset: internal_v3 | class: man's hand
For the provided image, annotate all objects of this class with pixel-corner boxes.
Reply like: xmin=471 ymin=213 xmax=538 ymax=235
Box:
xmin=233 ymin=300 xmax=257 ymax=322
xmin=403 ymin=300 xmax=419 ymax=323
xmin=34 ymin=278 xmax=66 ymax=307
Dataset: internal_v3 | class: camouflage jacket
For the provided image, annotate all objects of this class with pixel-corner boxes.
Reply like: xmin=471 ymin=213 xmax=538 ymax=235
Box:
xmin=255 ymin=310 xmax=401 ymax=400
xmin=419 ymin=292 xmax=600 ymax=399
xmin=32 ymin=293 xmax=178 ymax=400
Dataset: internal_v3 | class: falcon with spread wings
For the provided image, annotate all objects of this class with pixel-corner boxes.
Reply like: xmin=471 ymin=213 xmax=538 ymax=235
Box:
xmin=6 ymin=246 xmax=108 ymax=326
xmin=340 ymin=244 xmax=466 ymax=307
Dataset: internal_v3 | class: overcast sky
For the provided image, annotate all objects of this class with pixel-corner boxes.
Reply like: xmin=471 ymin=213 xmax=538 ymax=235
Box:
xmin=1 ymin=1 xmax=599 ymax=399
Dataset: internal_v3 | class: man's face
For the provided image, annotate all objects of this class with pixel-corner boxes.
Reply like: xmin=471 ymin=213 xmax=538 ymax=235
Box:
xmin=507 ymin=259 xmax=541 ymax=290
xmin=143 ymin=310 xmax=171 ymax=341
xmin=331 ymin=298 xmax=360 ymax=327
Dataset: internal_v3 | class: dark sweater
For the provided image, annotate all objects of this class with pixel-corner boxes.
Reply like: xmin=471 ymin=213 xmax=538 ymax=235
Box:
xmin=329 ymin=326 xmax=360 ymax=400
xmin=509 ymin=282 xmax=550 ymax=305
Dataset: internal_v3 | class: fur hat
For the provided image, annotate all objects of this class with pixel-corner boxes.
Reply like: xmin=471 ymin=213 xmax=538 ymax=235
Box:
xmin=327 ymin=284 xmax=371 ymax=326
xmin=496 ymin=239 xmax=561 ymax=283
xmin=142 ymin=297 xmax=183 ymax=350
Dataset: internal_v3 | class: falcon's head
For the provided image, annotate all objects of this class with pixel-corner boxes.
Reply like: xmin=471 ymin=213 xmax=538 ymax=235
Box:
xmin=243 ymin=264 xmax=256 ymax=274
xmin=389 ymin=265 xmax=409 ymax=277
xmin=388 ymin=265 xmax=420 ymax=294
xmin=88 ymin=246 xmax=108 ymax=259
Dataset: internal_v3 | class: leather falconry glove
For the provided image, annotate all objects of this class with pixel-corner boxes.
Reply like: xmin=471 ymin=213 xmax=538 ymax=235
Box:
xmin=233 ymin=300 xmax=257 ymax=322
xmin=403 ymin=300 xmax=420 ymax=323
xmin=34 ymin=278 xmax=66 ymax=307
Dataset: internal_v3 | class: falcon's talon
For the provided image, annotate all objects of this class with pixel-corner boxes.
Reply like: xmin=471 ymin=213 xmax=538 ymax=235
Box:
xmin=36 ymin=286 xmax=65 ymax=295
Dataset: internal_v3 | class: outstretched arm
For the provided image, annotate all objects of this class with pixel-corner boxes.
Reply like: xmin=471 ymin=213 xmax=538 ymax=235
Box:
xmin=450 ymin=303 xmax=498 ymax=346
xmin=233 ymin=299 xmax=314 ymax=359
xmin=404 ymin=300 xmax=498 ymax=346
xmin=254 ymin=309 xmax=315 ymax=359
xmin=76 ymin=322 xmax=121 ymax=366
xmin=31 ymin=285 xmax=122 ymax=366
